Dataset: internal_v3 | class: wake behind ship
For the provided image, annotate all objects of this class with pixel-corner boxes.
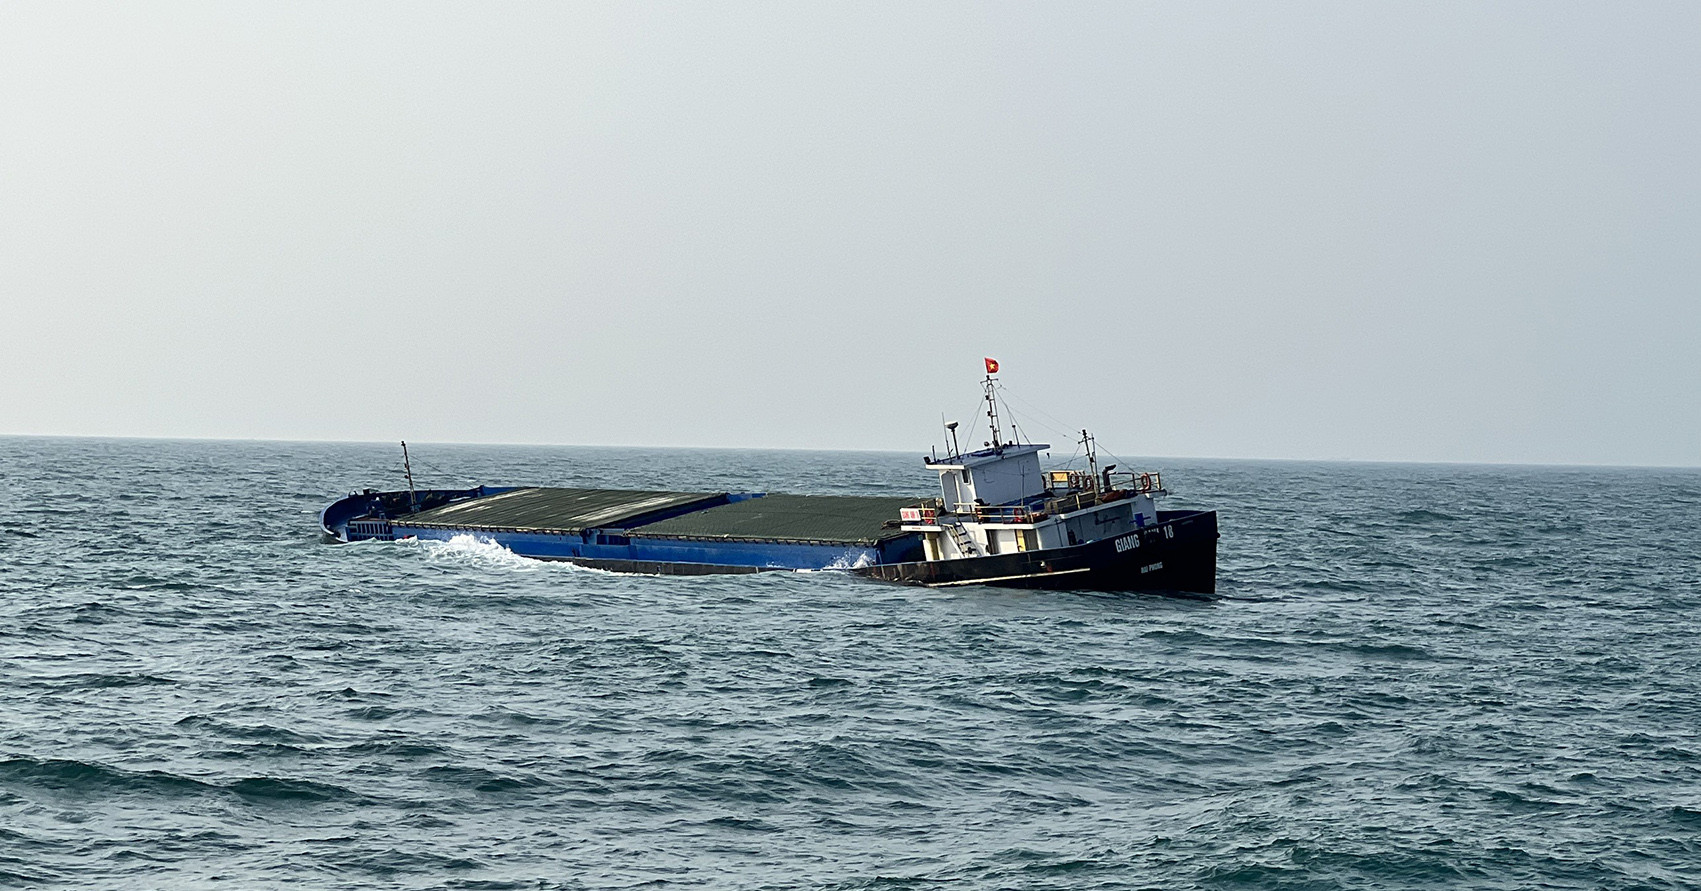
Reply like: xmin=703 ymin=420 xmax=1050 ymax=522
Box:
xmin=320 ymin=366 xmax=1219 ymax=596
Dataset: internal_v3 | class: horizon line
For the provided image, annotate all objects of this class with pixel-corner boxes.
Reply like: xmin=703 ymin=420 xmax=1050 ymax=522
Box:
xmin=2 ymin=431 xmax=1696 ymax=472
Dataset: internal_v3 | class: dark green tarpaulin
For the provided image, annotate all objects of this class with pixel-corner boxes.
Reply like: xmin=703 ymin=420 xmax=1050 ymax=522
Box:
xmin=401 ymin=487 xmax=723 ymax=532
xmin=629 ymin=494 xmax=918 ymax=545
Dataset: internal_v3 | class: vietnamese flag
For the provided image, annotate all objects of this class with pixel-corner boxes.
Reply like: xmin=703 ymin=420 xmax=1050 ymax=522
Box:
xmin=984 ymin=357 xmax=1000 ymax=374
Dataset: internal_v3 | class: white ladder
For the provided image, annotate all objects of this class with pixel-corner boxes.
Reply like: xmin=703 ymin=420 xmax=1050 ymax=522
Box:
xmin=944 ymin=518 xmax=984 ymax=558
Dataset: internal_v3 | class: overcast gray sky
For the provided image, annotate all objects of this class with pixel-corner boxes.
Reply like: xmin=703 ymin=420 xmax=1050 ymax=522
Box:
xmin=2 ymin=2 xmax=1696 ymax=466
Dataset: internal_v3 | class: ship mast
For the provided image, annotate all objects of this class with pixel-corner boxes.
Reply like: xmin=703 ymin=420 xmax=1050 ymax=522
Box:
xmin=401 ymin=441 xmax=419 ymax=513
xmin=983 ymin=374 xmax=1003 ymax=453
xmin=1081 ymin=429 xmax=1098 ymax=496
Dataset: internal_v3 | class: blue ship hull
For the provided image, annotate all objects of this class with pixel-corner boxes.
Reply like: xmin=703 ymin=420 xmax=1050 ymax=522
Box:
xmin=320 ymin=487 xmax=922 ymax=572
xmin=395 ymin=525 xmax=899 ymax=572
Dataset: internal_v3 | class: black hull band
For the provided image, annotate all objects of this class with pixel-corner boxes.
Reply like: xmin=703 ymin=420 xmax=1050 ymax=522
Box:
xmin=853 ymin=510 xmax=1219 ymax=597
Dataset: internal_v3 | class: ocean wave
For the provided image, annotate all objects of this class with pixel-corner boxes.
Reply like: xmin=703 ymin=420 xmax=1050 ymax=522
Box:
xmin=1393 ymin=508 xmax=1462 ymax=524
xmin=0 ymin=757 xmax=216 ymax=798
xmin=0 ymin=757 xmax=369 ymax=806
xmin=33 ymin=672 xmax=177 ymax=690
xmin=226 ymin=776 xmax=368 ymax=803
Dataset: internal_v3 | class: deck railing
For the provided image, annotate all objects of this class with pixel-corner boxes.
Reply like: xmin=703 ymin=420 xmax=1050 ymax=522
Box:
xmin=898 ymin=470 xmax=1166 ymax=526
xmin=971 ymin=504 xmax=1036 ymax=524
xmin=1106 ymin=470 xmax=1162 ymax=494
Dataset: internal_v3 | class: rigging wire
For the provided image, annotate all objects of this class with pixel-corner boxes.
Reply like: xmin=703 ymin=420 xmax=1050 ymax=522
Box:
xmin=993 ymin=383 xmax=1138 ymax=472
xmin=1096 ymin=444 xmax=1133 ymax=471
xmin=998 ymin=387 xmax=1095 ymax=445
xmin=969 ymin=380 xmax=1089 ymax=471
xmin=955 ymin=396 xmax=986 ymax=452
xmin=989 ymin=383 xmax=1087 ymax=466
xmin=390 ymin=446 xmax=475 ymax=488
xmin=994 ymin=388 xmax=1026 ymax=445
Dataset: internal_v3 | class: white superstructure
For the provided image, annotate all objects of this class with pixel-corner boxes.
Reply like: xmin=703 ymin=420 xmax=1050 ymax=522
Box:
xmin=899 ymin=375 xmax=1167 ymax=563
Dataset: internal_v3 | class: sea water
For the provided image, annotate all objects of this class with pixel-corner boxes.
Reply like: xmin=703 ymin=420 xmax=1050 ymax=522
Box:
xmin=2 ymin=437 xmax=1699 ymax=889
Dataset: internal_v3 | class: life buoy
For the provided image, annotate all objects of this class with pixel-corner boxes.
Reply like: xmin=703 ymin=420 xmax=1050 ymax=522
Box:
xmin=1139 ymin=473 xmax=1153 ymax=492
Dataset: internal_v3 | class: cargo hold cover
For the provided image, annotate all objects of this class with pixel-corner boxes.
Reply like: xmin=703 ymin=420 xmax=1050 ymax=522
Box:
xmin=399 ymin=487 xmax=726 ymax=532
xmin=629 ymin=494 xmax=919 ymax=545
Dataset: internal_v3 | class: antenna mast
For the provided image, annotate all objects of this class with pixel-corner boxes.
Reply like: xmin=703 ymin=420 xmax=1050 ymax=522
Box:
xmin=1081 ymin=429 xmax=1098 ymax=496
xmin=983 ymin=374 xmax=1003 ymax=453
xmin=401 ymin=441 xmax=419 ymax=513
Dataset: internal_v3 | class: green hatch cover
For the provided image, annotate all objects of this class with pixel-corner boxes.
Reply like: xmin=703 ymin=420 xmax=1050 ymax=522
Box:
xmin=400 ymin=487 xmax=724 ymax=533
xmin=628 ymin=494 xmax=919 ymax=545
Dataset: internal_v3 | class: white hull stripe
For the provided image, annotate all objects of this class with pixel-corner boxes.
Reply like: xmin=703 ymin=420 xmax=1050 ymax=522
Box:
xmin=923 ymin=567 xmax=1092 ymax=587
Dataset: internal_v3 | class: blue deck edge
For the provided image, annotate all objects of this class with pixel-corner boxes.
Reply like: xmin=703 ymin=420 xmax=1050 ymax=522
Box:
xmin=321 ymin=486 xmax=923 ymax=572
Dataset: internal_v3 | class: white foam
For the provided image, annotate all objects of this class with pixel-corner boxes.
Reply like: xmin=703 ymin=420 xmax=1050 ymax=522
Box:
xmin=401 ymin=534 xmax=615 ymax=576
xmin=417 ymin=533 xmax=544 ymax=572
xmin=812 ymin=551 xmax=876 ymax=571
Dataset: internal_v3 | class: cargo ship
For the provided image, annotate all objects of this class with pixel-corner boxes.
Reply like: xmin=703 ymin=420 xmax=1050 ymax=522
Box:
xmin=320 ymin=367 xmax=1219 ymax=596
